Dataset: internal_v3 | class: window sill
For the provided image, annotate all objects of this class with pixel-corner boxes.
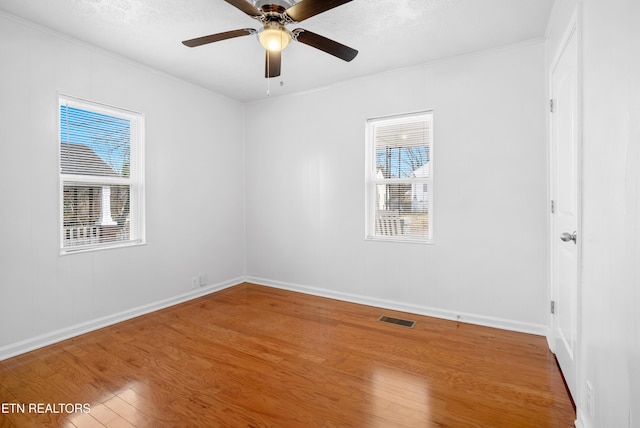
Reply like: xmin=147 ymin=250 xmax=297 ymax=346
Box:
xmin=365 ymin=235 xmax=434 ymax=245
xmin=60 ymin=240 xmax=146 ymax=256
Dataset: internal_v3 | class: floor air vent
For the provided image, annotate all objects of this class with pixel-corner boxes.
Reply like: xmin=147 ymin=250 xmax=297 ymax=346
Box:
xmin=377 ymin=315 xmax=416 ymax=328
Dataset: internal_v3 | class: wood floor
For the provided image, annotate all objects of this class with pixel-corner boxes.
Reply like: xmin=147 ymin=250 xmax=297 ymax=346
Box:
xmin=0 ymin=283 xmax=575 ymax=427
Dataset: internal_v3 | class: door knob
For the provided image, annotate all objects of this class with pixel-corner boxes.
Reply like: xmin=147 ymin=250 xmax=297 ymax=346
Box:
xmin=560 ymin=231 xmax=577 ymax=244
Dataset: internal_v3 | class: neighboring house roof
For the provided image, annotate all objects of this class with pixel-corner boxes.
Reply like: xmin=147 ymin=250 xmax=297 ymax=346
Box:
xmin=60 ymin=142 xmax=119 ymax=177
xmin=411 ymin=162 xmax=430 ymax=178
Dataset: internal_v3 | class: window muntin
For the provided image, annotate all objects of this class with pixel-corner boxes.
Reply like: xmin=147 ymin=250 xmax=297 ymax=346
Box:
xmin=366 ymin=112 xmax=433 ymax=242
xmin=59 ymin=95 xmax=144 ymax=253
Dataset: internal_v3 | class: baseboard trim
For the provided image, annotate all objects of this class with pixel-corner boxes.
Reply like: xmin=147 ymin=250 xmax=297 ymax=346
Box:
xmin=246 ymin=276 xmax=548 ymax=336
xmin=0 ymin=277 xmax=245 ymax=361
xmin=1 ymin=275 xmax=549 ymax=361
xmin=575 ymin=409 xmax=589 ymax=428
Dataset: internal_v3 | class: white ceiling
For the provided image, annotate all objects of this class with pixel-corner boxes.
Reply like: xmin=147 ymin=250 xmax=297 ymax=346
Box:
xmin=0 ymin=0 xmax=554 ymax=102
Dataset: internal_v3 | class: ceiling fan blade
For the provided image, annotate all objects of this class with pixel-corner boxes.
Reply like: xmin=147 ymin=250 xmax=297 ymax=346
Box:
xmin=265 ymin=50 xmax=282 ymax=78
xmin=223 ymin=0 xmax=262 ymax=17
xmin=285 ymin=0 xmax=352 ymax=22
xmin=294 ymin=29 xmax=358 ymax=62
xmin=182 ymin=29 xmax=255 ymax=47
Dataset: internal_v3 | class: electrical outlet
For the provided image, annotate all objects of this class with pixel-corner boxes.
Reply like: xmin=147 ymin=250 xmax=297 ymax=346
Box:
xmin=199 ymin=274 xmax=208 ymax=287
xmin=586 ymin=381 xmax=594 ymax=417
xmin=191 ymin=276 xmax=199 ymax=289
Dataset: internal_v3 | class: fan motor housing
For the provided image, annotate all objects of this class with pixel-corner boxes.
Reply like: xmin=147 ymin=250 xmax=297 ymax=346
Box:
xmin=253 ymin=0 xmax=295 ymax=10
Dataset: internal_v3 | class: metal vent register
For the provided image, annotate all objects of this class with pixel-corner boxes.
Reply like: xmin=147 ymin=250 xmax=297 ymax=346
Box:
xmin=377 ymin=315 xmax=416 ymax=328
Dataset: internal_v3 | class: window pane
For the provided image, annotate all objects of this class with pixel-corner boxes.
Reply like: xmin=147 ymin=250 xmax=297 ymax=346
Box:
xmin=62 ymin=184 xmax=131 ymax=248
xmin=374 ymin=118 xmax=430 ymax=179
xmin=374 ymin=183 xmax=430 ymax=239
xmin=60 ymin=105 xmax=131 ymax=178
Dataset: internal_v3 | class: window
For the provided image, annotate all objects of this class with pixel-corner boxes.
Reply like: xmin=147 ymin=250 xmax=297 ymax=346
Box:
xmin=59 ymin=95 xmax=144 ymax=253
xmin=365 ymin=111 xmax=433 ymax=242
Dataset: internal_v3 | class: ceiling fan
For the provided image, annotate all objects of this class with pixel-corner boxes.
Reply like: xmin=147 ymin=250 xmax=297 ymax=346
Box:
xmin=182 ymin=0 xmax=358 ymax=78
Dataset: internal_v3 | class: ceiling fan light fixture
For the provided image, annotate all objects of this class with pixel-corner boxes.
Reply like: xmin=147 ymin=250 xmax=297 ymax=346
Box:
xmin=259 ymin=26 xmax=291 ymax=52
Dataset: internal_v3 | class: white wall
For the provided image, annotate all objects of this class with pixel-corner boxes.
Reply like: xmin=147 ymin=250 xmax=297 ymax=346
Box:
xmin=245 ymin=41 xmax=548 ymax=334
xmin=547 ymin=1 xmax=640 ymax=427
xmin=3 ymin=3 xmax=638 ymax=424
xmin=0 ymin=13 xmax=246 ymax=358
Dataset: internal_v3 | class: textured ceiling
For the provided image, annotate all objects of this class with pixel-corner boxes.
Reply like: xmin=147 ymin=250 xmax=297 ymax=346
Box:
xmin=0 ymin=0 xmax=554 ymax=102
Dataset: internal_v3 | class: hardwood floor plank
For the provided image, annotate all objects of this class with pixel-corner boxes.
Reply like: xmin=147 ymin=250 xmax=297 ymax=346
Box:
xmin=0 ymin=283 xmax=575 ymax=427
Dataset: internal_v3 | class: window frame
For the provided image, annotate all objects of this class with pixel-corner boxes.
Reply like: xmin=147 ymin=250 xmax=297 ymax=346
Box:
xmin=365 ymin=111 xmax=434 ymax=244
xmin=58 ymin=94 xmax=145 ymax=254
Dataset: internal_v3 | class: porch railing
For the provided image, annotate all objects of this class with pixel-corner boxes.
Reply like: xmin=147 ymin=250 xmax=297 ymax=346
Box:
xmin=63 ymin=224 xmax=128 ymax=247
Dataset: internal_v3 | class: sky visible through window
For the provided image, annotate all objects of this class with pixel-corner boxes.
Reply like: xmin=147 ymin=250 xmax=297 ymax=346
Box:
xmin=376 ymin=146 xmax=429 ymax=178
xmin=60 ymin=105 xmax=131 ymax=175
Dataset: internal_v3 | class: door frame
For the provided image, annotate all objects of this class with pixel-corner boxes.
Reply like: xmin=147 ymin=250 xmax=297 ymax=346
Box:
xmin=547 ymin=5 xmax=583 ymax=401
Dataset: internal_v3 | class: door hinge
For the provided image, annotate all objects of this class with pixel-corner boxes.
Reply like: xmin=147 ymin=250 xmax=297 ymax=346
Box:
xmin=551 ymin=200 xmax=555 ymax=214
xmin=550 ymin=99 xmax=555 ymax=113
xmin=551 ymin=300 xmax=556 ymax=314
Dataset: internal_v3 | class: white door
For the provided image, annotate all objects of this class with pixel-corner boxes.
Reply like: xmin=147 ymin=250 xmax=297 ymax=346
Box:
xmin=550 ymin=25 xmax=580 ymax=401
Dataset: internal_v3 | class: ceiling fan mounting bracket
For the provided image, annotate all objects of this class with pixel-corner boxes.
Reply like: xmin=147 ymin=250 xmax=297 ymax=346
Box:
xmin=253 ymin=0 xmax=295 ymax=11
xmin=255 ymin=3 xmax=294 ymax=26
